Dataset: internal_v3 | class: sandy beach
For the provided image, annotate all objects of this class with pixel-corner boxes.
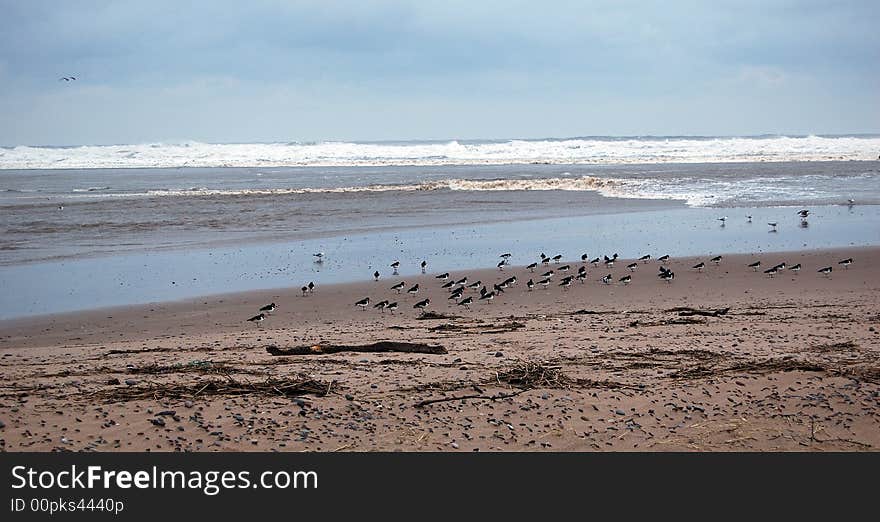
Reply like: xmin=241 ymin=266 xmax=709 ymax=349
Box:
xmin=0 ymin=246 xmax=877 ymax=452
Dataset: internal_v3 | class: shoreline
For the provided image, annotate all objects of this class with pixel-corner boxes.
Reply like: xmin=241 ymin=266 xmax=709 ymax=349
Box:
xmin=0 ymin=246 xmax=877 ymax=452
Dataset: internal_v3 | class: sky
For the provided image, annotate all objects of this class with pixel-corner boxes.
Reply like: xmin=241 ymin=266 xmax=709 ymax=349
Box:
xmin=0 ymin=0 xmax=878 ymax=146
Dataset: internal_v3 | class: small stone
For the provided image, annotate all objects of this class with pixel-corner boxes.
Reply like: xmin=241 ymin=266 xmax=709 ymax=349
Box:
xmin=451 ymin=442 xmax=459 ymax=449
xmin=184 ymin=401 xmax=194 ymax=409
xmin=615 ymin=409 xmax=625 ymax=416
xmin=107 ymin=378 xmax=121 ymax=385
xmin=232 ymin=414 xmax=244 ymax=422
xmin=124 ymin=379 xmax=138 ymax=386
xmin=149 ymin=418 xmax=166 ymax=427
xmin=494 ymin=351 xmax=504 ymax=358
xmin=0 ymin=419 xmax=5 ymax=429
xmin=344 ymin=394 xmax=355 ymax=401
xmin=157 ymin=410 xmax=176 ymax=416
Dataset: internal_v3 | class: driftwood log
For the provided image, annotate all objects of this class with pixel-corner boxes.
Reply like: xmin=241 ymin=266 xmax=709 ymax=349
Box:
xmin=266 ymin=341 xmax=447 ymax=356
xmin=668 ymin=306 xmax=731 ymax=317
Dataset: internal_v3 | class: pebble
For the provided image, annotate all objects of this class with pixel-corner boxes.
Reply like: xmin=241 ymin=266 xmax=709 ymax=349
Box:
xmin=615 ymin=409 xmax=626 ymax=415
xmin=124 ymin=379 xmax=138 ymax=386
xmin=344 ymin=394 xmax=355 ymax=401
xmin=451 ymin=442 xmax=459 ymax=449
xmin=495 ymin=351 xmax=504 ymax=358
xmin=149 ymin=418 xmax=166 ymax=427
xmin=107 ymin=378 xmax=121 ymax=385
xmin=184 ymin=401 xmax=194 ymax=409
xmin=0 ymin=419 xmax=5 ymax=429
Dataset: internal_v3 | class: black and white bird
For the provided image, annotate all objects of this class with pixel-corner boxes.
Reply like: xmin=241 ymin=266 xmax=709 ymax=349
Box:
xmin=313 ymin=252 xmax=325 ymax=263
xmin=493 ymin=283 xmax=506 ymax=294
xmin=373 ymin=270 xmax=380 ymax=281
xmin=355 ymin=297 xmax=371 ymax=310
xmin=601 ymin=274 xmax=612 ymax=285
xmin=581 ymin=253 xmax=590 ymax=261
xmin=747 ymin=215 xmax=753 ymax=223
xmin=374 ymin=300 xmax=389 ymax=312
xmin=413 ymin=298 xmax=430 ymax=311
xmin=391 ymin=281 xmax=406 ymax=294
xmin=390 ymin=260 xmax=400 ymax=273
xmin=448 ymin=287 xmax=464 ymax=300
xmin=500 ymin=253 xmax=512 ymax=259
xmin=497 ymin=260 xmax=508 ymax=271
xmin=590 ymin=257 xmax=600 ymax=266
xmin=718 ymin=216 xmax=728 ymax=226
xmin=407 ymin=284 xmax=420 ymax=295
xmin=559 ymin=276 xmax=573 ymax=290
xmin=247 ymin=313 xmax=266 ymax=324
xmin=659 ymin=270 xmax=675 ymax=283
xmin=658 ymin=255 xmax=670 ymax=264
xmin=527 ymin=279 xmax=535 ymax=291
xmin=538 ymin=278 xmax=551 ymax=289
xmin=748 ymin=261 xmax=761 ymax=271
xmin=710 ymin=255 xmax=722 ymax=265
xmin=772 ymin=262 xmax=786 ymax=272
xmin=421 ymin=260 xmax=427 ymax=273
xmin=639 ymin=254 xmax=652 ymax=263
xmin=479 ymin=291 xmax=495 ymax=303
xmin=576 ymin=272 xmax=587 ymax=283
xmin=457 ymin=296 xmax=473 ymax=309
xmin=817 ymin=266 xmax=833 ymax=277
xmin=441 ymin=280 xmax=455 ymax=289
xmin=527 ymin=262 xmax=538 ymax=272
xmin=467 ymin=280 xmax=482 ymax=291
xmin=259 ymin=302 xmax=277 ymax=314
xmin=764 ymin=266 xmax=779 ymax=278
xmin=387 ymin=302 xmax=399 ymax=314
xmin=768 ymin=222 xmax=778 ymax=231
xmin=436 ymin=272 xmax=450 ymax=280
xmin=502 ymin=276 xmax=517 ymax=286
xmin=692 ymin=262 xmax=705 ymax=271
xmin=619 ymin=274 xmax=632 ymax=285
xmin=790 ymin=263 xmax=801 ymax=273
xmin=308 ymin=282 xmax=315 ymax=293
xmin=455 ymin=276 xmax=468 ymax=287
xmin=541 ymin=270 xmax=554 ymax=279
xmin=797 ymin=209 xmax=810 ymax=219
xmin=627 ymin=262 xmax=638 ymax=272
xmin=552 ymin=254 xmax=563 ymax=263
xmin=300 ymin=286 xmax=309 ymax=296
xmin=558 ymin=264 xmax=571 ymax=272
xmin=838 ymin=258 xmax=853 ymax=269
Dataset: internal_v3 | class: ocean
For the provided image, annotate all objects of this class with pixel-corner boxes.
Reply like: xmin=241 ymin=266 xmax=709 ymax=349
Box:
xmin=1 ymin=135 xmax=879 ymax=318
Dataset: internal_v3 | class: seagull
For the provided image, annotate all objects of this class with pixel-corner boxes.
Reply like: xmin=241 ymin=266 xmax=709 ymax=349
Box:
xmin=373 ymin=270 xmax=380 ymax=281
xmin=355 ymin=297 xmax=371 ymax=310
xmin=847 ymin=198 xmax=855 ymax=207
xmin=259 ymin=302 xmax=277 ymax=314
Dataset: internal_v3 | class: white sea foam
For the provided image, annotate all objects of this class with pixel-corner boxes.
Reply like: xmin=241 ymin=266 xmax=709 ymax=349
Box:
xmin=2 ymin=135 xmax=878 ymax=170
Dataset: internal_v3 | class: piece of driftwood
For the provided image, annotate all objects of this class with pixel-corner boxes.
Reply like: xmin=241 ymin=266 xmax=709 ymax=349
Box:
xmin=266 ymin=341 xmax=447 ymax=356
xmin=668 ymin=307 xmax=730 ymax=317
xmin=414 ymin=311 xmax=460 ymax=320
xmin=414 ymin=389 xmax=526 ymax=408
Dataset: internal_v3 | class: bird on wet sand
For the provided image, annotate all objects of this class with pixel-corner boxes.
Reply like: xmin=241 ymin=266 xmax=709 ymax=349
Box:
xmin=259 ymin=302 xmax=277 ymax=314
xmin=413 ymin=298 xmax=430 ymax=312
xmin=355 ymin=297 xmax=371 ymax=310
xmin=391 ymin=281 xmax=406 ymax=293
xmin=247 ymin=313 xmax=265 ymax=324
xmin=373 ymin=271 xmax=380 ymax=281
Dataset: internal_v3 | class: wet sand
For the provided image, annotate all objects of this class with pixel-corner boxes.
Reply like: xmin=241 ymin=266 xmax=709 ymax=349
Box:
xmin=0 ymin=247 xmax=878 ymax=451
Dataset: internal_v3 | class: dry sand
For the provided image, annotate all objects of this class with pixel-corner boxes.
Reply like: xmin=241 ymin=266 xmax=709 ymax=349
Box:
xmin=0 ymin=247 xmax=878 ymax=452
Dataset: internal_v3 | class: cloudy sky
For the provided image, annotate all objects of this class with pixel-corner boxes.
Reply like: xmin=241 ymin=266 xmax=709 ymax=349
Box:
xmin=0 ymin=0 xmax=877 ymax=145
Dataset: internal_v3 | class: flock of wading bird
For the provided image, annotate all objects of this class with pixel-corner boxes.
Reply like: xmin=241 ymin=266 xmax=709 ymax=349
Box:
xmin=244 ymin=209 xmax=856 ymax=323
